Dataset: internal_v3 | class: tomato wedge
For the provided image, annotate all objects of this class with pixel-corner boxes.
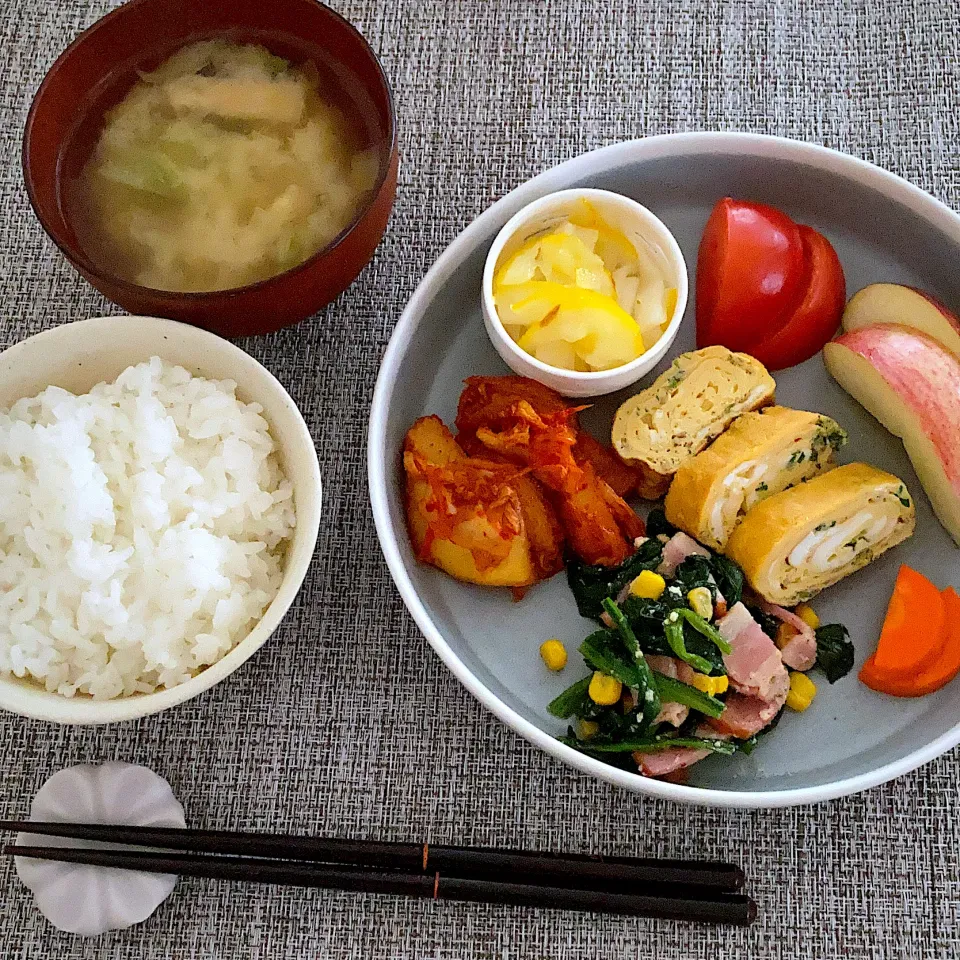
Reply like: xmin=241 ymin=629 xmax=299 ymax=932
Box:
xmin=696 ymin=198 xmax=806 ymax=351
xmin=745 ymin=226 xmax=846 ymax=370
xmin=858 ymin=566 xmax=947 ymax=692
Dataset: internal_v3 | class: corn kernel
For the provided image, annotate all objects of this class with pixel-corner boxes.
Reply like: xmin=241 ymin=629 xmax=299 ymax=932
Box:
xmin=630 ymin=570 xmax=666 ymax=600
xmin=691 ymin=673 xmax=729 ymax=696
xmin=588 ymin=671 xmax=623 ymax=706
xmin=687 ymin=586 xmax=713 ymax=620
xmin=795 ymin=603 xmax=820 ymax=630
xmin=579 ymin=719 xmax=600 ymax=739
xmin=539 ymin=638 xmax=568 ymax=671
xmin=786 ymin=671 xmax=817 ymax=712
xmin=790 ymin=671 xmax=817 ymax=699
xmin=786 ymin=690 xmax=810 ymax=711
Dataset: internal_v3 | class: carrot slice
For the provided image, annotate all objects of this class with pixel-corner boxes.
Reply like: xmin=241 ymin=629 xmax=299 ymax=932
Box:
xmin=861 ymin=588 xmax=960 ymax=697
xmin=869 ymin=566 xmax=946 ymax=682
xmin=858 ymin=653 xmax=890 ymax=694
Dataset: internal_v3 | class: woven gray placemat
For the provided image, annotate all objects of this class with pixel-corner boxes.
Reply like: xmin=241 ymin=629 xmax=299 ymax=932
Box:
xmin=1 ymin=0 xmax=959 ymax=956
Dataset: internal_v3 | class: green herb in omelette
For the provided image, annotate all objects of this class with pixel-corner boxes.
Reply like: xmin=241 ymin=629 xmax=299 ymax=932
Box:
xmin=811 ymin=417 xmax=849 ymax=456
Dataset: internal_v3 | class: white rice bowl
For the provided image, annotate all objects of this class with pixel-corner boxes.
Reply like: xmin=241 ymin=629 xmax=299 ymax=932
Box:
xmin=0 ymin=356 xmax=296 ymax=699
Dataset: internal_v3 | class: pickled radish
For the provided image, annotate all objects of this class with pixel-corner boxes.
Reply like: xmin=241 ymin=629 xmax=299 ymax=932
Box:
xmin=516 ymin=287 xmax=645 ymax=371
xmin=496 ymin=232 xmax=613 ymax=294
xmin=612 ymin=267 xmax=639 ymax=314
xmin=493 ymin=198 xmax=678 ymax=372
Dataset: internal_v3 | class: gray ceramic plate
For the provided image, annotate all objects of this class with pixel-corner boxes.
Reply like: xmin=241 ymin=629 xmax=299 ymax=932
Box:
xmin=370 ymin=133 xmax=960 ymax=807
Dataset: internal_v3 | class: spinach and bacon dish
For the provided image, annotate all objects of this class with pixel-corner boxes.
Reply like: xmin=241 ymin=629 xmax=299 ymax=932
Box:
xmin=550 ymin=510 xmax=854 ymax=780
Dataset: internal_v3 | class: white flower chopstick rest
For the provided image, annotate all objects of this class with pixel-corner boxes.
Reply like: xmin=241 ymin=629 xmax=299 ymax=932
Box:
xmin=15 ymin=762 xmax=186 ymax=936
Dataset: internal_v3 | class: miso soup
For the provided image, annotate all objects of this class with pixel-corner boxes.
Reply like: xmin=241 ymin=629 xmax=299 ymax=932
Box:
xmin=70 ymin=40 xmax=381 ymax=292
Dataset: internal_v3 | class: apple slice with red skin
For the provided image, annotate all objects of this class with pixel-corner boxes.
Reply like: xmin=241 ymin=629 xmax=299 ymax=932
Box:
xmin=842 ymin=283 xmax=960 ymax=360
xmin=823 ymin=325 xmax=960 ymax=546
xmin=746 ymin=226 xmax=846 ymax=370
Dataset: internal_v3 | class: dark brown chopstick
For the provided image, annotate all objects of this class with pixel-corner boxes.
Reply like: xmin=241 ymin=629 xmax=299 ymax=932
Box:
xmin=4 ymin=845 xmax=757 ymax=925
xmin=0 ymin=821 xmax=743 ymax=892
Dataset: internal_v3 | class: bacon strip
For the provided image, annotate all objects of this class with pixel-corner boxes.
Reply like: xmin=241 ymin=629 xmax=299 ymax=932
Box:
xmin=717 ymin=602 xmax=789 ymax=701
xmin=657 ymin=532 xmax=712 ymax=577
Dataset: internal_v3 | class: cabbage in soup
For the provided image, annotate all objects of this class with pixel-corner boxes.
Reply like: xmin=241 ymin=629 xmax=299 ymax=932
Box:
xmin=71 ymin=40 xmax=381 ymax=292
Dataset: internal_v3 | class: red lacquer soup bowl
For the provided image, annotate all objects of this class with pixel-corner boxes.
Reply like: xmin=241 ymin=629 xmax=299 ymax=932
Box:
xmin=23 ymin=0 xmax=398 ymax=337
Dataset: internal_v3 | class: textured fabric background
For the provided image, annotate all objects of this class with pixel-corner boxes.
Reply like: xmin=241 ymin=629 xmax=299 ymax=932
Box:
xmin=1 ymin=0 xmax=959 ymax=957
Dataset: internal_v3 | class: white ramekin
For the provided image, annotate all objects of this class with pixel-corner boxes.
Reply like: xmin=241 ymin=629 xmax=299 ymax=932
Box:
xmin=481 ymin=188 xmax=688 ymax=397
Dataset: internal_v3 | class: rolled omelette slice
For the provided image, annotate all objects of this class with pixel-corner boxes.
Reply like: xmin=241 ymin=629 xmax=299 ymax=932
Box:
xmin=725 ymin=463 xmax=916 ymax=606
xmin=612 ymin=346 xmax=776 ymax=499
xmin=664 ymin=407 xmax=848 ymax=550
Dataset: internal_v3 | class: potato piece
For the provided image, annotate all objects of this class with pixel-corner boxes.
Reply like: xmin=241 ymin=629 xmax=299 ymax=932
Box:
xmin=403 ymin=414 xmax=465 ymax=466
xmin=597 ymin=476 xmax=646 ymax=542
xmin=420 ymin=514 xmax=537 ymax=588
xmin=402 ymin=416 xmax=563 ymax=587
xmin=508 ymin=473 xmax=565 ymax=580
xmin=553 ymin=461 xmax=635 ymax=567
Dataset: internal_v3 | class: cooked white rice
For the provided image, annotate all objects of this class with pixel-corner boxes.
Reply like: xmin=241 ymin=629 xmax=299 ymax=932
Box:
xmin=0 ymin=357 xmax=295 ymax=699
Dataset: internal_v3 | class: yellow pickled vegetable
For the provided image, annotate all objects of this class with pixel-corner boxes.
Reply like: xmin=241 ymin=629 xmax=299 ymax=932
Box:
xmin=496 ymin=231 xmax=613 ymax=295
xmin=492 ymin=199 xmax=676 ymax=372
xmin=515 ymin=287 xmax=645 ymax=372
